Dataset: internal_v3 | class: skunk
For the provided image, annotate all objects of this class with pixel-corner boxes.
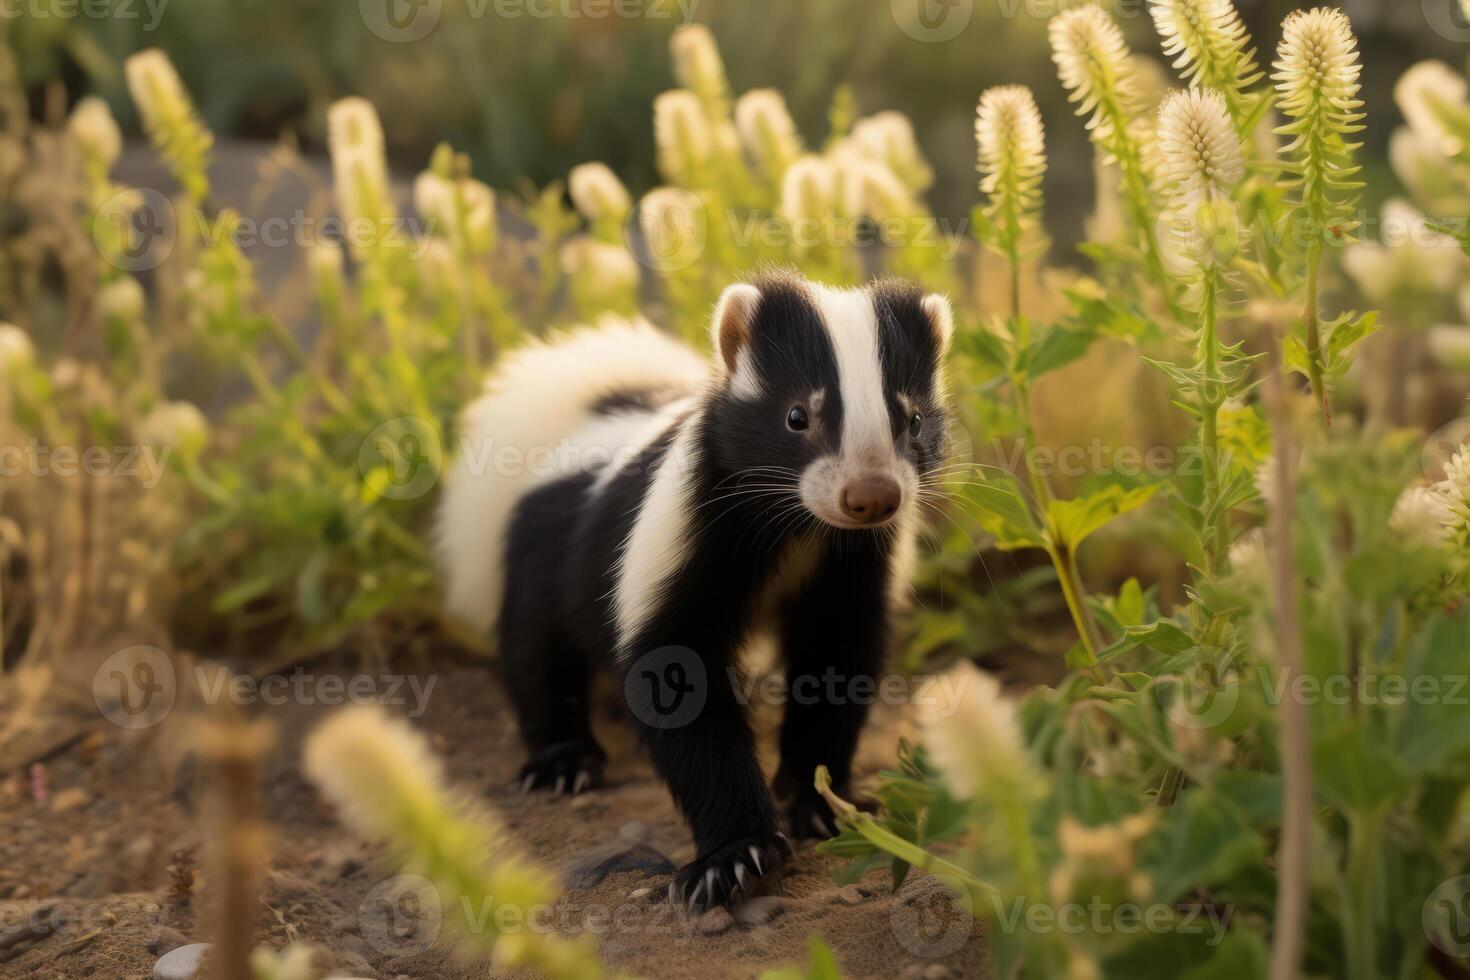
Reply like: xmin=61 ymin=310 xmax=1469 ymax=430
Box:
xmin=438 ymin=271 xmax=954 ymax=912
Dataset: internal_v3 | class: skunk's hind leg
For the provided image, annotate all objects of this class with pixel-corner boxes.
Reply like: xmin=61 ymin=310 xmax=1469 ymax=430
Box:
xmin=500 ymin=476 xmax=605 ymax=795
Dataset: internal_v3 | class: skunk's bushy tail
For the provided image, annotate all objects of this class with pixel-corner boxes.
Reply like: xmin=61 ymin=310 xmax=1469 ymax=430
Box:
xmin=436 ymin=316 xmax=710 ymax=634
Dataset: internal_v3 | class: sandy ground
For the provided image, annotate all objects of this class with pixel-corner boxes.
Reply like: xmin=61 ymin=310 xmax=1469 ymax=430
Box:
xmin=0 ymin=650 xmax=990 ymax=979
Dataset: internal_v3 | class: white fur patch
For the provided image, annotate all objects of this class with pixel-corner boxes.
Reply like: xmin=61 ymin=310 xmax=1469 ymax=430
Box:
xmin=613 ymin=412 xmax=703 ymax=659
xmin=798 ymin=284 xmax=914 ymax=528
xmin=437 ymin=317 xmax=709 ymax=635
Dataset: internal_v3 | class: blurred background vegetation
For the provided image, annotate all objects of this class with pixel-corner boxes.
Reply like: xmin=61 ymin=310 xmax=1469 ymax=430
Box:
xmin=12 ymin=0 xmax=1466 ymax=246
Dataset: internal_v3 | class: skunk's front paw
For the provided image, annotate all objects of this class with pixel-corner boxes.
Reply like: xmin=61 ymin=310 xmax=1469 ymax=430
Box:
xmin=670 ymin=832 xmax=791 ymax=915
xmin=518 ymin=740 xmax=605 ymax=795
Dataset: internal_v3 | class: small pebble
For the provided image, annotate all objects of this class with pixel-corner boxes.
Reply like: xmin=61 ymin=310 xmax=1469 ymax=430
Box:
xmin=145 ymin=927 xmax=190 ymax=957
xmin=733 ymin=895 xmax=784 ymax=926
xmin=697 ymin=907 xmax=734 ymax=935
xmin=923 ymin=966 xmax=952 ymax=980
xmin=51 ymin=788 xmax=90 ymax=814
xmin=628 ymin=887 xmax=652 ymax=900
xmin=618 ymin=820 xmax=650 ymax=844
xmin=153 ymin=942 xmax=210 ymax=980
xmin=836 ymin=884 xmax=865 ymax=905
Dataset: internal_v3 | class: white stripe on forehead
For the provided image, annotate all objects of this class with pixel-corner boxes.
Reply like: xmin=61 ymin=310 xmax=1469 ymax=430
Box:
xmin=811 ymin=284 xmax=888 ymax=458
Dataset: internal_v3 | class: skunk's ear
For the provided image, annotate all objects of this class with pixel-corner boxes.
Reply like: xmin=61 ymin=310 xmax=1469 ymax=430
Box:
xmin=710 ymin=283 xmax=762 ymax=375
xmin=920 ymin=293 xmax=955 ymax=357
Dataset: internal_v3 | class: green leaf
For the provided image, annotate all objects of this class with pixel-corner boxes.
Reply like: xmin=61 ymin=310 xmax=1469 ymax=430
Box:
xmin=1179 ymin=931 xmax=1269 ymax=980
xmin=958 ymin=476 xmax=1044 ymax=551
xmin=1025 ymin=323 xmax=1096 ymax=379
xmin=1312 ymin=722 xmax=1411 ymax=813
xmin=1047 ymin=484 xmax=1159 ymax=550
xmin=1141 ymin=788 xmax=1263 ymax=904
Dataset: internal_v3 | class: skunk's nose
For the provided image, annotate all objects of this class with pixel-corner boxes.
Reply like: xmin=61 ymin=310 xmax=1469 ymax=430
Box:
xmin=841 ymin=475 xmax=902 ymax=525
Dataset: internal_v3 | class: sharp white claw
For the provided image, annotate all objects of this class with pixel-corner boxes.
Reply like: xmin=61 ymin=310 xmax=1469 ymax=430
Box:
xmin=748 ymin=845 xmax=763 ymax=875
xmin=554 ymin=775 xmax=566 ymax=794
xmin=668 ymin=881 xmax=678 ymax=907
xmin=688 ymin=880 xmax=706 ymax=915
xmin=734 ymin=861 xmax=748 ymax=890
xmin=520 ymin=774 xmax=536 ymax=794
xmin=704 ymin=867 xmax=718 ymax=900
xmin=572 ymin=770 xmax=591 ymax=795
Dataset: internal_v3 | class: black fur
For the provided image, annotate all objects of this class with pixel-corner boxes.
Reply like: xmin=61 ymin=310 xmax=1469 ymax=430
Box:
xmin=495 ymin=274 xmax=948 ymax=913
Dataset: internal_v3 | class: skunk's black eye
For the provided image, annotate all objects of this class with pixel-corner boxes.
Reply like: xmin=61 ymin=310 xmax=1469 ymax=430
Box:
xmin=787 ymin=405 xmax=810 ymax=432
xmin=908 ymin=412 xmax=923 ymax=438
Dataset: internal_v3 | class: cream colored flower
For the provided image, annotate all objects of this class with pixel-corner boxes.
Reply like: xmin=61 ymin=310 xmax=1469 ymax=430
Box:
xmin=327 ymin=97 xmax=393 ymax=244
xmin=1395 ymin=61 xmax=1468 ymax=158
xmin=1435 ymin=449 xmax=1470 ymax=538
xmin=734 ymin=89 xmax=801 ymax=179
xmin=1156 ymin=88 xmax=1244 ymax=271
xmin=1390 ymin=485 xmax=1455 ymax=546
xmin=98 ymin=277 xmax=145 ymax=323
xmin=558 ymin=237 xmax=639 ymax=291
xmin=779 ymin=154 xmax=837 ymax=223
xmin=413 ymin=172 xmax=495 ymax=251
xmin=568 ymin=162 xmax=632 ymax=225
xmin=123 ymin=50 xmax=188 ymax=139
xmin=1157 ymin=88 xmax=1245 ymax=201
xmin=654 ymin=90 xmax=712 ymax=185
xmin=976 ymin=84 xmax=1047 ymax=204
xmin=637 ymin=187 xmax=707 ymax=271
xmin=135 ymin=400 xmax=209 ymax=461
xmin=851 ymin=110 xmax=933 ymax=193
xmin=918 ymin=663 xmax=1031 ymax=801
xmin=1273 ymin=8 xmax=1362 ymax=125
xmin=669 ymin=24 xmax=729 ymax=112
xmin=1149 ymin=0 xmax=1259 ymax=106
xmin=1050 ymin=4 xmax=1138 ymax=143
xmin=0 ymin=324 xmax=35 ymax=378
xmin=68 ymin=96 xmax=122 ymax=168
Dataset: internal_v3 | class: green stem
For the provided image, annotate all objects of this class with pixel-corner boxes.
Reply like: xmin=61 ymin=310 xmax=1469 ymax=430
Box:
xmin=1303 ymin=247 xmax=1332 ymax=430
xmin=1344 ymin=810 xmax=1383 ymax=980
xmin=814 ymin=767 xmax=999 ymax=905
xmin=1050 ymin=542 xmax=1100 ymax=665
xmin=1198 ymin=272 xmax=1229 ymax=576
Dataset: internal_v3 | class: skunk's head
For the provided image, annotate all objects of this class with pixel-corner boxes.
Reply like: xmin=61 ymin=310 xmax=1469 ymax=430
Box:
xmin=705 ymin=272 xmax=954 ymax=532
